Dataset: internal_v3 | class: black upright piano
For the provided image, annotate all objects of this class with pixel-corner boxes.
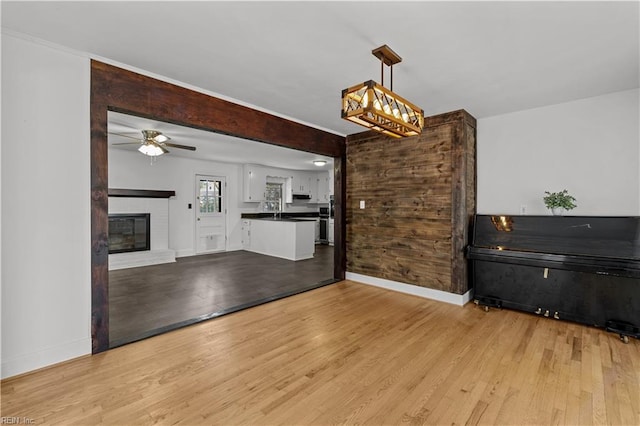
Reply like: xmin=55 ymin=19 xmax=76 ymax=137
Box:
xmin=467 ymin=215 xmax=640 ymax=342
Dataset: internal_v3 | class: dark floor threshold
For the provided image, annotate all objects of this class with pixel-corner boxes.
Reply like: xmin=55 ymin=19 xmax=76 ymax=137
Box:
xmin=109 ymin=278 xmax=339 ymax=349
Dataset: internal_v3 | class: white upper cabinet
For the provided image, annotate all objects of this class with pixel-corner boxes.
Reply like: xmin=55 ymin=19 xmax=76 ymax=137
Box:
xmin=244 ymin=165 xmax=333 ymax=204
xmin=290 ymin=171 xmax=311 ymax=195
xmin=243 ymin=164 xmax=266 ymax=202
xmin=309 ymin=174 xmax=319 ymax=202
xmin=315 ymin=171 xmax=331 ymax=203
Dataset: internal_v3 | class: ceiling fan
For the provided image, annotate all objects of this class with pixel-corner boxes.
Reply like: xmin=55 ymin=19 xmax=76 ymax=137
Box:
xmin=110 ymin=129 xmax=196 ymax=157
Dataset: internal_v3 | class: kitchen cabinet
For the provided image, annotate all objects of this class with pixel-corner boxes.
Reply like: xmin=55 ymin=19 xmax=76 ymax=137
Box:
xmin=243 ymin=164 xmax=266 ymax=202
xmin=315 ymin=218 xmax=320 ymax=243
xmin=315 ymin=171 xmax=330 ymax=203
xmin=290 ymin=171 xmax=312 ymax=195
xmin=241 ymin=220 xmax=251 ymax=249
xmin=246 ymin=165 xmax=331 ymax=203
xmin=244 ymin=218 xmax=315 ymax=261
xmin=284 ymin=176 xmax=293 ymax=204
xmin=308 ymin=174 xmax=319 ymax=202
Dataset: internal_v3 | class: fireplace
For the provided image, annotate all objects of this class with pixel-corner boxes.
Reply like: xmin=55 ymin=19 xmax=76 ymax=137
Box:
xmin=108 ymin=213 xmax=151 ymax=254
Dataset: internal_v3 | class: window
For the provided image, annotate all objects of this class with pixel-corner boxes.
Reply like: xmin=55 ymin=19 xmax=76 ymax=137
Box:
xmin=199 ymin=179 xmax=223 ymax=214
xmin=265 ymin=182 xmax=283 ymax=212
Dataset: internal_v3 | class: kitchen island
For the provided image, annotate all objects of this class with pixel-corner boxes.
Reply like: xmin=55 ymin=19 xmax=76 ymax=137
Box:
xmin=244 ymin=217 xmax=315 ymax=261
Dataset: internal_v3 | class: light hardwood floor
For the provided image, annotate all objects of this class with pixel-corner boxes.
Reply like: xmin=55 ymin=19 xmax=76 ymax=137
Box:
xmin=2 ymin=281 xmax=638 ymax=425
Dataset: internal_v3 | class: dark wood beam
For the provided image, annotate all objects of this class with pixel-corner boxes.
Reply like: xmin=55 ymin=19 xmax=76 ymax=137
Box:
xmin=92 ymin=61 xmax=345 ymax=157
xmin=108 ymin=189 xmax=176 ymax=198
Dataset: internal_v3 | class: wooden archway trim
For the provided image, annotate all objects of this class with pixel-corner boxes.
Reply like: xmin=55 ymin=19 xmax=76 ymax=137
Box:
xmin=91 ymin=60 xmax=346 ymax=353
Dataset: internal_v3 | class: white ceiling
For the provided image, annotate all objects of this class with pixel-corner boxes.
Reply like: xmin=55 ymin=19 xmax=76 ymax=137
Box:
xmin=107 ymin=110 xmax=334 ymax=170
xmin=3 ymin=1 xmax=639 ymax=164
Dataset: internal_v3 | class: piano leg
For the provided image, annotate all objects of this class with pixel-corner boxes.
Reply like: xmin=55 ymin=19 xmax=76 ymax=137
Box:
xmin=605 ymin=320 xmax=639 ymax=344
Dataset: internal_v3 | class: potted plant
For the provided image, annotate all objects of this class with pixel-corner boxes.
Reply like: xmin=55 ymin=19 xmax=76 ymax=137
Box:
xmin=543 ymin=189 xmax=577 ymax=215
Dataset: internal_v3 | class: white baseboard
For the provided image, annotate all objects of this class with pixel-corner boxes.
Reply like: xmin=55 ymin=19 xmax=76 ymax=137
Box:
xmin=177 ymin=246 xmax=243 ymax=258
xmin=1 ymin=338 xmax=91 ymax=379
xmin=346 ymin=272 xmax=473 ymax=306
xmin=109 ymin=249 xmax=176 ymax=270
xmin=175 ymin=248 xmax=196 ymax=258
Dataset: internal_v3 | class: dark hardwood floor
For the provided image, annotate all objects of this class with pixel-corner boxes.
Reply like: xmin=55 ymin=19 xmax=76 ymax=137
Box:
xmin=109 ymin=245 xmax=334 ymax=347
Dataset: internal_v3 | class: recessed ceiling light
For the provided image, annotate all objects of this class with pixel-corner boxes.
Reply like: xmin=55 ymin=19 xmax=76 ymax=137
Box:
xmin=313 ymin=160 xmax=327 ymax=166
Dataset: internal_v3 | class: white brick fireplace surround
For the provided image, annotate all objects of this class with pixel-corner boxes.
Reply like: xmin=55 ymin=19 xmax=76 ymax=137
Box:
xmin=108 ymin=196 xmax=176 ymax=270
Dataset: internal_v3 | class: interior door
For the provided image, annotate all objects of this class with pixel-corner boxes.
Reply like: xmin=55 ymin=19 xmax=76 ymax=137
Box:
xmin=195 ymin=175 xmax=227 ymax=254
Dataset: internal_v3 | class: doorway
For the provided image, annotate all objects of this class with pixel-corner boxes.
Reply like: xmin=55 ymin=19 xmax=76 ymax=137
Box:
xmin=91 ymin=60 xmax=345 ymax=353
xmin=106 ymin=115 xmax=336 ymax=347
xmin=196 ymin=175 xmax=227 ymax=254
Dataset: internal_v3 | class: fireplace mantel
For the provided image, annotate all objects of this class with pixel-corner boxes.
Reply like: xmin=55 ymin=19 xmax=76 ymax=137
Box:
xmin=108 ymin=188 xmax=175 ymax=198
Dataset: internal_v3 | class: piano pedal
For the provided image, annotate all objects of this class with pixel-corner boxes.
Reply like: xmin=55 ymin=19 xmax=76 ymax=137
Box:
xmin=605 ymin=320 xmax=639 ymax=344
xmin=474 ymin=296 xmax=502 ymax=311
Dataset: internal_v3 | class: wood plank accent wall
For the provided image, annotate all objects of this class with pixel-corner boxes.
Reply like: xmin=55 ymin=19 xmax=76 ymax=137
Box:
xmin=346 ymin=110 xmax=476 ymax=294
xmin=91 ymin=60 xmax=346 ymax=353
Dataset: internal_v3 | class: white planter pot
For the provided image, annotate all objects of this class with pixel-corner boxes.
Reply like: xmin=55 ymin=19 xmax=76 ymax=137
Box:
xmin=551 ymin=207 xmax=566 ymax=216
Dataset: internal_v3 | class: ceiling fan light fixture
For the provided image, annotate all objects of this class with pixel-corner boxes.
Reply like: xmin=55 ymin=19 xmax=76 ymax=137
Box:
xmin=138 ymin=143 xmax=165 ymax=157
xmin=142 ymin=129 xmax=160 ymax=139
xmin=154 ymin=134 xmax=169 ymax=143
xmin=313 ymin=160 xmax=327 ymax=166
xmin=341 ymin=45 xmax=424 ymax=138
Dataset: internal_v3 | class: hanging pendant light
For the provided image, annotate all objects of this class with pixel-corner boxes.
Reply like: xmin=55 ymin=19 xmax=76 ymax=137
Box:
xmin=341 ymin=45 xmax=424 ymax=138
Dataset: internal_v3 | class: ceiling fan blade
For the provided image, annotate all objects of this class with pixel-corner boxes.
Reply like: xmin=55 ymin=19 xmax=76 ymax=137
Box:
xmin=108 ymin=132 xmax=142 ymax=141
xmin=163 ymin=142 xmax=196 ymax=151
xmin=152 ymin=140 xmax=170 ymax=154
xmin=112 ymin=142 xmax=142 ymax=146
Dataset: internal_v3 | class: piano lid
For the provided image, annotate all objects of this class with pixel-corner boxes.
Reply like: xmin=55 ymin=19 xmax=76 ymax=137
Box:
xmin=471 ymin=215 xmax=640 ymax=261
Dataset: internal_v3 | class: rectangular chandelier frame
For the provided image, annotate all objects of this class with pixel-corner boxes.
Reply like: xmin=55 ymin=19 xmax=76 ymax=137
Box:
xmin=342 ymin=80 xmax=424 ymax=138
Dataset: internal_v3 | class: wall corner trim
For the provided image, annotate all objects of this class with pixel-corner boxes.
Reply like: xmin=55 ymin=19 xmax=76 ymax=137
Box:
xmin=346 ymin=272 xmax=473 ymax=306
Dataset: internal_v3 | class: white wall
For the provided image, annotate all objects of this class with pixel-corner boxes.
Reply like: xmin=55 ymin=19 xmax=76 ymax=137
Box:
xmin=477 ymin=89 xmax=640 ymax=216
xmin=109 ymin=150 xmax=246 ymax=256
xmin=109 ymin=150 xmax=323 ymax=257
xmin=1 ymin=34 xmax=91 ymax=378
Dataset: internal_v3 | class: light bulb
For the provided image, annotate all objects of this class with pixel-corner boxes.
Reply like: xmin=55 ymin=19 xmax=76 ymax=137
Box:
xmin=138 ymin=143 xmax=164 ymax=156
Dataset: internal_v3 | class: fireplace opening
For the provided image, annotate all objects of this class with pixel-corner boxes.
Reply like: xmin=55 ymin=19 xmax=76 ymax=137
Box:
xmin=108 ymin=213 xmax=151 ymax=254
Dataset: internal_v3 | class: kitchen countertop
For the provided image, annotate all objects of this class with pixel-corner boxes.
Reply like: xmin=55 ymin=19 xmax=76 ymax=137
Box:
xmin=241 ymin=212 xmax=319 ymax=220
xmin=248 ymin=217 xmax=315 ymax=222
